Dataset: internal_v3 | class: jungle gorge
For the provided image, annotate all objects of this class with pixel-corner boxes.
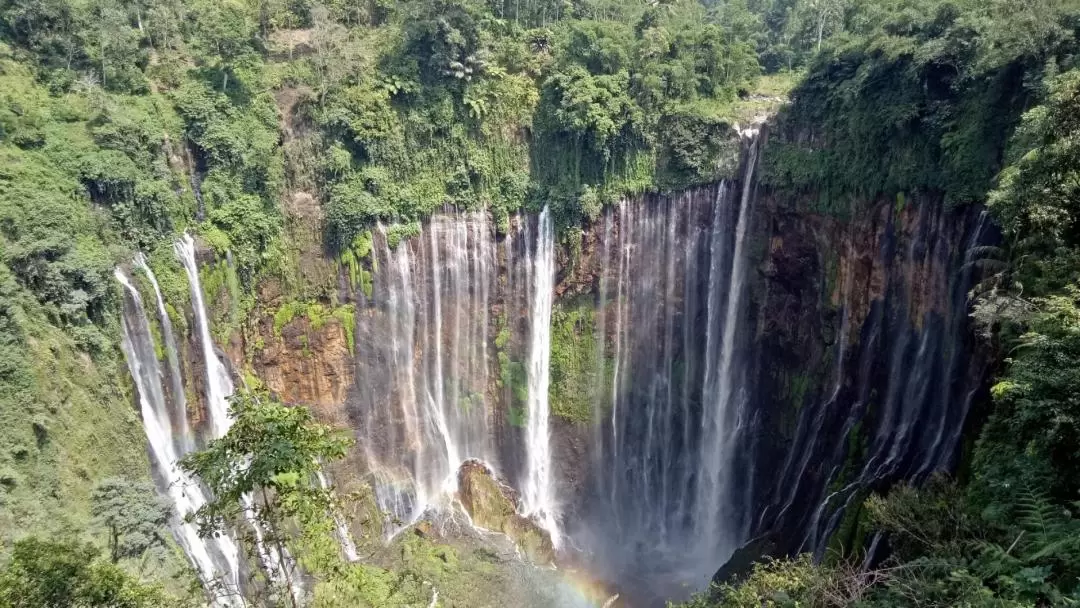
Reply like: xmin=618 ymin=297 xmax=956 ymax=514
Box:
xmin=1 ymin=0 xmax=1080 ymax=606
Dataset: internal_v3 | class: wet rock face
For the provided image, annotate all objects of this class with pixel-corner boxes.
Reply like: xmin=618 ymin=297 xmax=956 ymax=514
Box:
xmin=745 ymin=193 xmax=995 ymax=556
xmin=252 ymin=315 xmax=353 ymax=417
xmin=456 ymin=459 xmax=555 ymax=565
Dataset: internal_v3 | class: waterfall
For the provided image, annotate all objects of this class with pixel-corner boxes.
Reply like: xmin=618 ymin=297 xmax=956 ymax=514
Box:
xmin=578 ymin=131 xmax=763 ymax=601
xmin=696 ymin=129 xmax=760 ymax=552
xmin=114 ymin=269 xmax=243 ymax=606
xmin=317 ymin=470 xmax=359 ymax=562
xmin=356 ymin=211 xmax=500 ymax=533
xmin=175 ymin=235 xmax=234 ymax=439
xmin=174 ymin=235 xmax=303 ymax=601
xmin=133 ymin=253 xmax=192 ymax=453
xmin=107 ymin=121 xmax=999 ymax=605
xmin=522 ymin=205 xmax=559 ymax=547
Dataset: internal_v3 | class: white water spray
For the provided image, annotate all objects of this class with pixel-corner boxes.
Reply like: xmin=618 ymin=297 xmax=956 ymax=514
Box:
xmin=174 ymin=235 xmax=234 ymax=439
xmin=696 ymin=129 xmax=760 ymax=550
xmin=522 ymin=206 xmax=560 ymax=547
xmin=133 ymin=253 xmax=193 ymax=452
xmin=316 ymin=470 xmax=359 ymax=562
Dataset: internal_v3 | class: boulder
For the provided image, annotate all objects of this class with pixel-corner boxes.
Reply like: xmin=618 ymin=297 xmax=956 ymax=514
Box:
xmin=456 ymin=459 xmax=555 ymax=565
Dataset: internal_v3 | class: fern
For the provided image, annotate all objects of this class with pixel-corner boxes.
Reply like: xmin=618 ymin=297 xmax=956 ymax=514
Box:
xmin=1015 ymin=489 xmax=1080 ymax=563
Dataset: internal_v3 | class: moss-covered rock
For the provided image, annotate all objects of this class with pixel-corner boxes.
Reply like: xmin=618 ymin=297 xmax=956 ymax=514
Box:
xmin=549 ymin=300 xmax=609 ymax=424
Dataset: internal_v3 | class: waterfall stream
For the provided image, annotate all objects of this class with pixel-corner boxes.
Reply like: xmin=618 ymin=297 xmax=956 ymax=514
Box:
xmin=522 ymin=205 xmax=559 ymax=547
xmin=117 ymin=236 xmax=310 ymax=606
xmin=581 ymin=177 xmax=757 ymax=598
xmin=115 ymin=268 xmax=243 ymax=606
xmin=174 ymin=235 xmax=303 ymax=602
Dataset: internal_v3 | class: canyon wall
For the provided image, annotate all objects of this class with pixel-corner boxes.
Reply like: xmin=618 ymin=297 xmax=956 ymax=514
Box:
xmin=136 ymin=132 xmax=995 ymax=603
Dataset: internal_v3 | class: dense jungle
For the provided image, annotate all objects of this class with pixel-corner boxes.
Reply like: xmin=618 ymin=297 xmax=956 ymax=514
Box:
xmin=2 ymin=0 xmax=1080 ymax=606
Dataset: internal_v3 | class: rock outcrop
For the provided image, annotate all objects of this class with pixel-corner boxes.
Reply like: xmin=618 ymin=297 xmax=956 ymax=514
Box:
xmin=456 ymin=459 xmax=555 ymax=565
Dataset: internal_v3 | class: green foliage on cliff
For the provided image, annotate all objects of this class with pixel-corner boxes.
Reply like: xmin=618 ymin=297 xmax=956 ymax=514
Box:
xmin=683 ymin=6 xmax=1080 ymax=606
xmin=762 ymin=0 xmax=1079 ymax=210
xmin=303 ymin=0 xmax=764 ymax=240
xmin=496 ymin=318 xmax=529 ymax=427
xmin=549 ymin=300 xmax=609 ymax=423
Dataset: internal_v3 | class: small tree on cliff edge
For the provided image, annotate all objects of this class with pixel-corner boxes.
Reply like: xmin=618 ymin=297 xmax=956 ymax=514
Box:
xmin=180 ymin=390 xmax=353 ymax=607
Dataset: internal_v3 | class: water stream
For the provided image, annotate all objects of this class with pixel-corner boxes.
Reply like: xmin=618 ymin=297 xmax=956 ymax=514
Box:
xmin=115 ymin=268 xmax=244 ymax=606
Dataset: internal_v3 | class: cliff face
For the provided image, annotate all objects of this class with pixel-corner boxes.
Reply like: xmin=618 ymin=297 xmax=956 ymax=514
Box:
xmin=745 ymin=192 xmax=994 ymax=557
xmin=186 ymin=136 xmax=994 ymax=599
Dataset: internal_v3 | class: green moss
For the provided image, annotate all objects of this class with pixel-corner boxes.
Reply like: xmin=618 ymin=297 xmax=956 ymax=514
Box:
xmin=199 ymin=258 xmax=247 ymax=344
xmin=273 ymin=300 xmax=308 ymax=336
xmin=340 ymin=231 xmax=378 ymax=300
xmin=306 ymin=303 xmax=329 ymax=331
xmin=242 ymin=369 xmax=264 ymax=390
xmin=273 ymin=301 xmax=356 ymax=353
xmin=507 ymin=406 xmax=527 ymax=428
xmin=495 ymin=325 xmax=511 ymax=349
xmin=494 ymin=312 xmax=529 ymax=427
xmin=147 ymin=311 xmax=166 ymax=362
xmin=825 ymin=489 xmax=871 ymax=562
xmin=789 ymin=373 xmax=811 ymax=412
xmin=549 ymin=301 xmax=609 ymax=424
xmin=384 ymin=222 xmax=422 ymax=251
xmin=498 ymin=352 xmax=529 ymax=428
xmin=827 ymin=419 xmax=866 ymax=496
xmin=331 ymin=305 xmax=356 ymax=353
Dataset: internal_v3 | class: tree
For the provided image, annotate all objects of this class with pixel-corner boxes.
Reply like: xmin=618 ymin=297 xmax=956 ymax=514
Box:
xmin=989 ymin=69 xmax=1080 ymax=267
xmin=179 ymin=390 xmax=353 ymax=606
xmin=0 ymin=537 xmax=180 ymax=608
xmin=187 ymin=0 xmax=258 ymax=92
xmin=90 ymin=478 xmax=171 ymax=563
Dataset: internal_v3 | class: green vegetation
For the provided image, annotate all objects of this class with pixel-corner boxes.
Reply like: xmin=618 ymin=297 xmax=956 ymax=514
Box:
xmin=0 ymin=537 xmax=193 ymax=608
xmin=180 ymin=390 xmax=563 ymax=607
xmin=90 ymin=478 xmax=171 ymax=564
xmin=762 ymin=0 xmax=1079 ymax=212
xmin=339 ymin=231 xmax=375 ymax=298
xmin=549 ymin=300 xmax=608 ymax=423
xmin=272 ymin=300 xmax=356 ymax=353
xmin=495 ymin=315 xmax=529 ymax=427
xmin=4 ymin=0 xmax=1080 ymax=604
xmin=180 ymin=390 xmax=353 ymax=604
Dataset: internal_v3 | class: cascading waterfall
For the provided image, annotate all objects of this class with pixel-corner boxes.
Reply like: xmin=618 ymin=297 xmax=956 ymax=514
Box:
xmin=577 ymin=131 xmax=763 ymax=600
xmin=118 ymin=236 xmax=324 ymax=605
xmin=781 ymin=202 xmax=994 ymax=557
xmin=114 ymin=126 xmax=992 ymax=605
xmin=352 ymin=208 xmax=567 ymax=546
xmin=316 ymin=470 xmax=359 ymax=562
xmin=695 ymin=129 xmax=760 ymax=552
xmin=120 ymin=133 xmax=767 ymax=604
xmin=175 ymin=235 xmax=233 ymax=439
xmin=133 ymin=253 xmax=193 ymax=453
xmin=355 ymin=211 xmax=501 ymax=532
xmin=522 ymin=205 xmax=559 ymax=547
xmin=114 ymin=269 xmax=243 ymax=606
xmin=174 ymin=235 xmax=303 ymax=602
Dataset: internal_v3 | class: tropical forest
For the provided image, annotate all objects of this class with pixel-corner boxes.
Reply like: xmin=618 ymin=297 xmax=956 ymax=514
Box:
xmin=1 ymin=0 xmax=1080 ymax=605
